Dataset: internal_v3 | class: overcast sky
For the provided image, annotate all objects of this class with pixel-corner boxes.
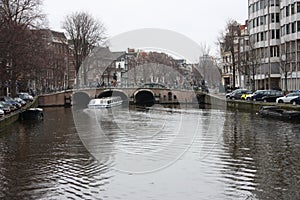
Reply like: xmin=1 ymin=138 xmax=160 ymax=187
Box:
xmin=43 ymin=0 xmax=248 ymax=56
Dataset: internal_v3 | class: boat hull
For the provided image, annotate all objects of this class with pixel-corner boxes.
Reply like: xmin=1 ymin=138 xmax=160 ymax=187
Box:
xmin=259 ymin=106 xmax=300 ymax=120
xmin=88 ymin=101 xmax=123 ymax=109
xmin=87 ymin=97 xmax=123 ymax=109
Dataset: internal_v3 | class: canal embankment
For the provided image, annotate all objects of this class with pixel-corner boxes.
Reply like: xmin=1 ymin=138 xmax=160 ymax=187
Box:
xmin=0 ymin=98 xmax=39 ymax=130
xmin=206 ymin=93 xmax=300 ymax=113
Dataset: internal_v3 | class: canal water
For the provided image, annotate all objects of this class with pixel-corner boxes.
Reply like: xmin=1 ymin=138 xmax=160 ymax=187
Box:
xmin=0 ymin=106 xmax=299 ymax=199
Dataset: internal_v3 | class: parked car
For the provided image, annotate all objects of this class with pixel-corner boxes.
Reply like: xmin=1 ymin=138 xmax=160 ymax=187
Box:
xmin=276 ymin=92 xmax=300 ymax=104
xmin=0 ymin=109 xmax=4 ymax=117
xmin=13 ymin=97 xmax=27 ymax=106
xmin=249 ymin=90 xmax=265 ymax=101
xmin=225 ymin=91 xmax=233 ymax=98
xmin=240 ymin=91 xmax=253 ymax=100
xmin=0 ymin=96 xmax=22 ymax=109
xmin=262 ymin=91 xmax=284 ymax=102
xmin=250 ymin=90 xmax=283 ymax=102
xmin=1 ymin=101 xmax=17 ymax=112
xmin=229 ymin=89 xmax=252 ymax=100
xmin=291 ymin=97 xmax=300 ymax=105
xmin=0 ymin=102 xmax=11 ymax=114
xmin=17 ymin=93 xmax=34 ymax=102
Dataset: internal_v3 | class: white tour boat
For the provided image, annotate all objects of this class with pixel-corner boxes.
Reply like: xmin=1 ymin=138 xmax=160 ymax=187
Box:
xmin=88 ymin=96 xmax=123 ymax=109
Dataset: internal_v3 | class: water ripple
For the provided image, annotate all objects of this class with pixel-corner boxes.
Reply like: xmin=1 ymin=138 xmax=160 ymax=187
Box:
xmin=0 ymin=107 xmax=299 ymax=199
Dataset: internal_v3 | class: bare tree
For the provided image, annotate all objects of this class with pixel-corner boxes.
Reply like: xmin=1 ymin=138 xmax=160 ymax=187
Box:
xmin=200 ymin=42 xmax=211 ymax=56
xmin=0 ymin=0 xmax=45 ymax=28
xmin=0 ymin=0 xmax=46 ymax=96
xmin=62 ymin=11 xmax=107 ymax=86
xmin=126 ymin=51 xmax=188 ymax=88
xmin=218 ymin=19 xmax=241 ymax=89
xmin=198 ymin=42 xmax=210 ymax=84
xmin=247 ymin=35 xmax=262 ymax=91
xmin=276 ymin=42 xmax=289 ymax=92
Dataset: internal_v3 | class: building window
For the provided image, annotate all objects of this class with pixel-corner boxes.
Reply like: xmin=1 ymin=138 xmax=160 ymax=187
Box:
xmin=297 ymin=40 xmax=300 ymax=51
xmin=276 ymin=29 xmax=280 ymax=39
xmin=298 ymin=2 xmax=300 ymax=13
xmin=286 ymin=5 xmax=290 ymax=16
xmin=264 ymin=15 xmax=267 ymax=24
xmin=276 ymin=13 xmax=279 ymax=23
xmin=298 ymin=21 xmax=300 ymax=32
xmin=261 ymin=0 xmax=266 ymax=10
xmin=270 ymin=46 xmax=279 ymax=57
xmin=286 ymin=24 xmax=290 ymax=34
xmin=292 ymin=22 xmax=296 ymax=33
xmin=264 ymin=0 xmax=268 ymax=8
xmin=255 ymin=1 xmax=259 ymax=12
xmin=260 ymin=16 xmax=264 ymax=25
xmin=271 ymin=13 xmax=275 ymax=23
xmin=292 ymin=3 xmax=295 ymax=15
xmin=261 ymin=48 xmax=264 ymax=58
xmin=281 ymin=25 xmax=286 ymax=36
xmin=281 ymin=8 xmax=285 ymax=19
xmin=271 ymin=30 xmax=275 ymax=39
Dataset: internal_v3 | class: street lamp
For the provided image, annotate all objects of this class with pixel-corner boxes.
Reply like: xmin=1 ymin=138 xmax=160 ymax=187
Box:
xmin=282 ymin=54 xmax=287 ymax=92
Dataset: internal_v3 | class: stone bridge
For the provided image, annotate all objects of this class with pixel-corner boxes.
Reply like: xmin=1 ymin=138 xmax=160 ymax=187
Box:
xmin=38 ymin=87 xmax=223 ymax=107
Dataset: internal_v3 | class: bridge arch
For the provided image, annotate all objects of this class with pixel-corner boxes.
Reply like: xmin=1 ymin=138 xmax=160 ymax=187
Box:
xmin=72 ymin=91 xmax=91 ymax=108
xmin=134 ymin=89 xmax=155 ymax=106
xmin=97 ymin=89 xmax=129 ymax=102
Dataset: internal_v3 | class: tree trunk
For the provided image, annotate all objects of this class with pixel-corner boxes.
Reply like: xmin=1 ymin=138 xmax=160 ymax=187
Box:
xmin=231 ymin=49 xmax=236 ymax=89
xmin=285 ymin=71 xmax=288 ymax=92
xmin=252 ymin=65 xmax=255 ymax=91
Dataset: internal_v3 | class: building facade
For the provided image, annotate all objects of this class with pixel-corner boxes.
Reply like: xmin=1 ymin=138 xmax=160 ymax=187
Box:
xmin=248 ymin=0 xmax=300 ymax=91
xmin=248 ymin=0 xmax=281 ymax=90
xmin=221 ymin=0 xmax=300 ymax=92
xmin=77 ymin=47 xmax=126 ymax=88
xmin=220 ymin=23 xmax=249 ymax=91
xmin=31 ymin=29 xmax=72 ymax=93
xmin=280 ymin=0 xmax=300 ymax=91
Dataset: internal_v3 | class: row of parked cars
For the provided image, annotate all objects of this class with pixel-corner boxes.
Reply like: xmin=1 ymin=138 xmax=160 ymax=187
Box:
xmin=0 ymin=93 xmax=34 ymax=118
xmin=226 ymin=89 xmax=300 ymax=105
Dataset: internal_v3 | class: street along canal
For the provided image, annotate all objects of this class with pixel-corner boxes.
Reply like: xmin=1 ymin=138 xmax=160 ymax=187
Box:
xmin=0 ymin=106 xmax=299 ymax=199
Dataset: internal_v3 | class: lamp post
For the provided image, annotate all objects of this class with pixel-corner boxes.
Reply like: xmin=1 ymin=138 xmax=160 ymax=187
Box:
xmin=124 ymin=56 xmax=128 ymax=87
xmin=282 ymin=54 xmax=287 ymax=92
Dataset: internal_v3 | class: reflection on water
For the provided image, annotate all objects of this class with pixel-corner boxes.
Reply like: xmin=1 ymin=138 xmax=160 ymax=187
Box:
xmin=0 ymin=107 xmax=299 ymax=199
xmin=223 ymin=111 xmax=300 ymax=199
xmin=0 ymin=108 xmax=112 ymax=199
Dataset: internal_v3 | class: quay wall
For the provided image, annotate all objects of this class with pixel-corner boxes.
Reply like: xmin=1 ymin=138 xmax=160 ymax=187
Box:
xmin=38 ymin=91 xmax=72 ymax=107
xmin=0 ymin=113 xmax=19 ymax=130
xmin=0 ymin=98 xmax=39 ymax=131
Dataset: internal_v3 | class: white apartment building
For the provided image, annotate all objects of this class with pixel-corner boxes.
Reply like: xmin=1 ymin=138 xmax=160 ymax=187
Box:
xmin=248 ymin=0 xmax=281 ymax=90
xmin=280 ymin=0 xmax=300 ymax=91
xmin=248 ymin=0 xmax=300 ymax=91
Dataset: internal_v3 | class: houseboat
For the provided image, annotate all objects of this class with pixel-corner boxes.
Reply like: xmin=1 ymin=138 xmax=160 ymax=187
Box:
xmin=88 ymin=96 xmax=123 ymax=109
xmin=259 ymin=106 xmax=300 ymax=120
